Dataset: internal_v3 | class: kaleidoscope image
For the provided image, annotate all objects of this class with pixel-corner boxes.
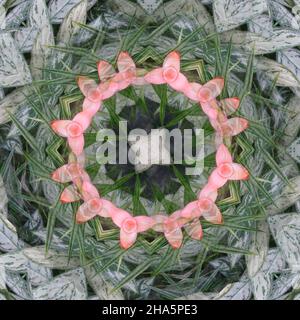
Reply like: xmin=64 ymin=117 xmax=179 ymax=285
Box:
xmin=1 ymin=0 xmax=300 ymax=302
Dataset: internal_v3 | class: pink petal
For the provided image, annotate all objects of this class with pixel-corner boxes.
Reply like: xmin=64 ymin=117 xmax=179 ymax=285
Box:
xmin=168 ymin=72 xmax=189 ymax=92
xmin=69 ymin=165 xmax=89 ymax=184
xmin=70 ymin=164 xmax=85 ymax=182
xmin=217 ymin=110 xmax=228 ymax=124
xmin=199 ymin=184 xmax=218 ymax=202
xmin=152 ymin=214 xmax=167 ymax=232
xmin=180 ymin=201 xmax=201 ymax=219
xmin=132 ymin=77 xmax=148 ymax=86
xmin=209 ymin=119 xmax=222 ymax=133
xmin=76 ymin=202 xmax=97 ymax=223
xmin=67 ymin=163 xmax=83 ymax=177
xmin=164 ymin=225 xmax=183 ymax=249
xmin=77 ymin=77 xmax=98 ymax=97
xmin=51 ymin=165 xmax=72 ymax=183
xmin=208 ymin=169 xmax=228 ymax=189
xmin=163 ymin=216 xmax=178 ymax=231
xmin=202 ymin=203 xmax=223 ymax=224
xmin=135 ymin=216 xmax=154 ymax=232
xmin=73 ymin=112 xmax=92 ymax=131
xmin=99 ymin=199 xmax=117 ymax=218
xmin=74 ymin=152 xmax=86 ymax=166
xmin=120 ymin=229 xmax=137 ymax=249
xmin=81 ymin=181 xmax=100 ymax=201
xmin=200 ymin=101 xmax=219 ymax=120
xmin=112 ymin=72 xmax=131 ymax=91
xmin=111 ymin=208 xmax=131 ymax=228
xmin=60 ymin=185 xmax=80 ymax=203
xmin=163 ymin=51 xmax=180 ymax=71
xmin=183 ymin=82 xmax=202 ymax=101
xmin=220 ymin=97 xmax=240 ymax=115
xmin=169 ymin=210 xmax=189 ymax=227
xmin=98 ymin=81 xmax=118 ymax=100
xmin=198 ymin=78 xmax=224 ymax=102
xmin=83 ymin=98 xmax=101 ymax=117
xmin=117 ymin=51 xmax=136 ymax=73
xmin=230 ymin=163 xmax=249 ymax=181
xmin=97 ymin=60 xmax=115 ymax=81
xmin=223 ymin=118 xmax=248 ymax=136
xmin=51 ymin=120 xmax=72 ymax=137
xmin=170 ymin=210 xmax=182 ymax=220
xmin=52 ymin=163 xmax=85 ymax=185
xmin=144 ymin=68 xmax=165 ymax=84
xmin=214 ymin=131 xmax=224 ymax=148
xmin=185 ymin=220 xmax=203 ymax=240
xmin=77 ymin=78 xmax=102 ymax=103
xmin=68 ymin=135 xmax=84 ymax=156
xmin=216 ymin=144 xmax=233 ymax=166
xmin=81 ymin=171 xmax=91 ymax=182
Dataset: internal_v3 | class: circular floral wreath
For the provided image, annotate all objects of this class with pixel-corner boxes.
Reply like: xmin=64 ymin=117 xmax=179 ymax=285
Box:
xmin=50 ymin=51 xmax=249 ymax=250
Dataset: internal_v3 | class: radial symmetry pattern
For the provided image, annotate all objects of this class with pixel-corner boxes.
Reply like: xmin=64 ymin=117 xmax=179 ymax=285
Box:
xmin=51 ymin=51 xmax=249 ymax=249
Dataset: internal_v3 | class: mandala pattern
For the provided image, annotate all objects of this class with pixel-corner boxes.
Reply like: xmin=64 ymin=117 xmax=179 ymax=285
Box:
xmin=50 ymin=51 xmax=249 ymax=249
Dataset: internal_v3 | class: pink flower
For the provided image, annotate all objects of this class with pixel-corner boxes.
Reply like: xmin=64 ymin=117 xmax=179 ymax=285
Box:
xmin=183 ymin=82 xmax=202 ymax=100
xmin=76 ymin=181 xmax=117 ymax=223
xmin=208 ymin=144 xmax=249 ymax=190
xmin=199 ymin=97 xmax=247 ymax=146
xmin=51 ymin=111 xmax=92 ymax=156
xmin=184 ymin=219 xmax=203 ymax=241
xmin=97 ymin=51 xmax=146 ymax=95
xmin=183 ymin=78 xmax=224 ymax=119
xmin=152 ymin=210 xmax=188 ymax=249
xmin=111 ymin=209 xmax=154 ymax=249
xmin=197 ymin=79 xmax=224 ymax=120
xmin=51 ymin=153 xmax=90 ymax=203
xmin=51 ymin=157 xmax=90 ymax=203
xmin=97 ymin=60 xmax=121 ymax=99
xmin=51 ymin=162 xmax=90 ymax=184
xmin=114 ymin=51 xmax=146 ymax=87
xmin=212 ymin=117 xmax=248 ymax=147
xmin=206 ymin=98 xmax=240 ymax=126
xmin=77 ymin=77 xmax=102 ymax=117
xmin=144 ymin=51 xmax=189 ymax=92
xmin=192 ymin=92 xmax=246 ymax=147
xmin=60 ymin=184 xmax=81 ymax=203
xmin=220 ymin=97 xmax=241 ymax=116
xmin=77 ymin=52 xmax=147 ymax=116
xmin=153 ymin=212 xmax=204 ymax=245
xmin=197 ymin=78 xmax=224 ymax=103
xmin=181 ymin=185 xmax=222 ymax=224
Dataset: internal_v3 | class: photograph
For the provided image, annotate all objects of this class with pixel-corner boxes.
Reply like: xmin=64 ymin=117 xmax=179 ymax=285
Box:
xmin=0 ymin=0 xmax=300 ymax=307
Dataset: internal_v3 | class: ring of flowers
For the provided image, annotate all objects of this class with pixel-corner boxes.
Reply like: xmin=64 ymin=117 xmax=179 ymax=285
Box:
xmin=50 ymin=51 xmax=249 ymax=249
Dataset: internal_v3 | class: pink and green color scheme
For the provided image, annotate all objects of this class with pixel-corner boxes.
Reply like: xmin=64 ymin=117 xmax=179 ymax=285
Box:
xmin=50 ymin=51 xmax=249 ymax=250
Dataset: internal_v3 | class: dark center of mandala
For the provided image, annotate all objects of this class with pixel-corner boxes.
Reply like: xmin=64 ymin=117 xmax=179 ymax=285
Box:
xmin=104 ymin=98 xmax=199 ymax=200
